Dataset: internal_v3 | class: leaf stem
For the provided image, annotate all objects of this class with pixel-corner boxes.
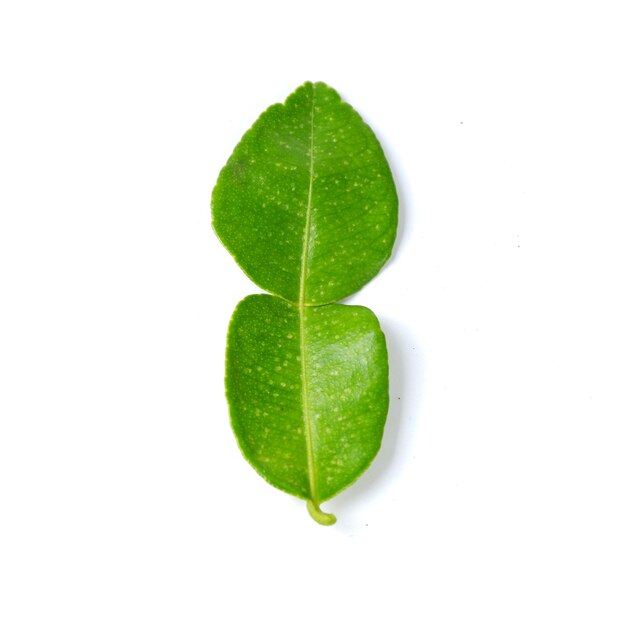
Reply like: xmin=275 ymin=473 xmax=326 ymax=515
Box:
xmin=307 ymin=500 xmax=337 ymax=526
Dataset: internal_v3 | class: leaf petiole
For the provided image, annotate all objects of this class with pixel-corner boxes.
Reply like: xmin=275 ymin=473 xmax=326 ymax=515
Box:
xmin=306 ymin=500 xmax=337 ymax=526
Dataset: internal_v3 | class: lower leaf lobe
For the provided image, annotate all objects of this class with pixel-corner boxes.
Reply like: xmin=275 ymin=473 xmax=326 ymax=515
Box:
xmin=226 ymin=294 xmax=388 ymax=510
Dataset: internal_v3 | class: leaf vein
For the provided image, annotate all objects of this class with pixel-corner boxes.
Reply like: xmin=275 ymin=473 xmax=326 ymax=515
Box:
xmin=299 ymin=84 xmax=319 ymax=508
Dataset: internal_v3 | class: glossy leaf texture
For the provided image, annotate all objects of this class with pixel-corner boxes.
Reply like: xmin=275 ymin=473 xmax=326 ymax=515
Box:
xmin=212 ymin=81 xmax=397 ymax=305
xmin=226 ymin=295 xmax=389 ymax=525
xmin=213 ymin=82 xmax=397 ymax=524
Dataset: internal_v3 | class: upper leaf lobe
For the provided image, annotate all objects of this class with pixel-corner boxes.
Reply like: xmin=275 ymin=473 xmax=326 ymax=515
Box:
xmin=212 ymin=82 xmax=397 ymax=305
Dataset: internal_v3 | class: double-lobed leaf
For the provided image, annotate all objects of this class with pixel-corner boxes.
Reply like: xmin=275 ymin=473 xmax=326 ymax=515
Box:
xmin=212 ymin=82 xmax=397 ymax=524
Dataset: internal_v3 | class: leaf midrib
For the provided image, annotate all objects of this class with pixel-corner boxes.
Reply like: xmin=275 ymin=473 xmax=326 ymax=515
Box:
xmin=299 ymin=84 xmax=318 ymax=507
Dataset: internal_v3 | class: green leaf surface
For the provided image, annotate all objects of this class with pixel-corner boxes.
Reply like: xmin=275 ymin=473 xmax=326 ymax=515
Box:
xmin=213 ymin=82 xmax=397 ymax=524
xmin=226 ymin=294 xmax=389 ymax=524
xmin=212 ymin=81 xmax=397 ymax=305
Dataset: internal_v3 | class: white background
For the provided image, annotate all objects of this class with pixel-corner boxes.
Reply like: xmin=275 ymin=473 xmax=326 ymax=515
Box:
xmin=1 ymin=1 xmax=625 ymax=624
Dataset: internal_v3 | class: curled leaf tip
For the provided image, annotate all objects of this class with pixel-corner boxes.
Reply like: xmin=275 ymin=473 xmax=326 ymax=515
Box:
xmin=307 ymin=500 xmax=337 ymax=526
